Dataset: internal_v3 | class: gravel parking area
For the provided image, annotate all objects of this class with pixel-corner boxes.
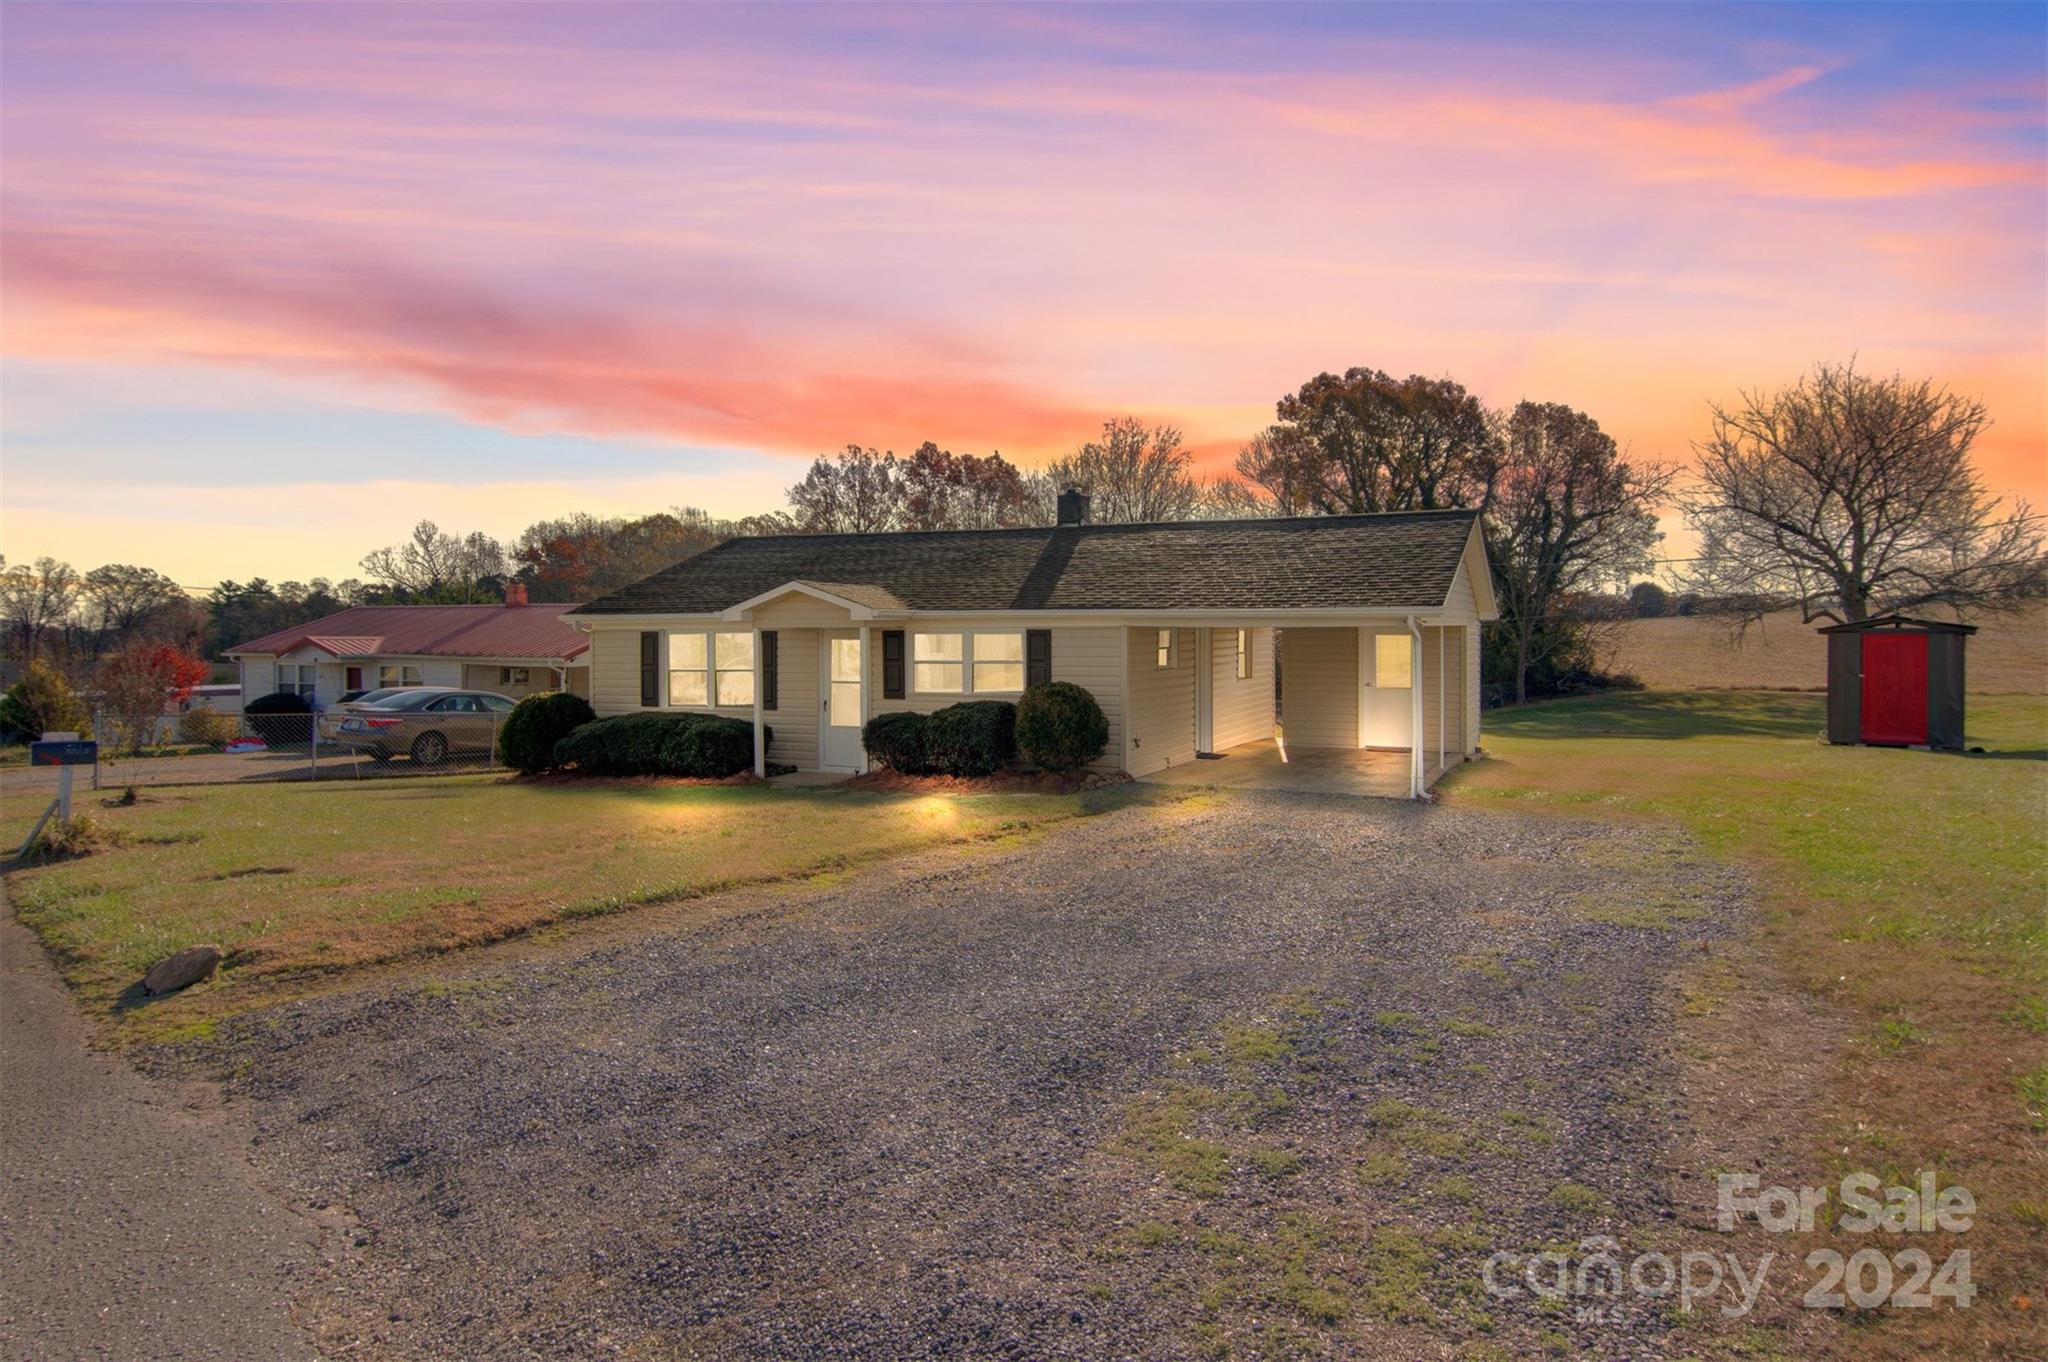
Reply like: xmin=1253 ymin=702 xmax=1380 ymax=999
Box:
xmin=181 ymin=789 xmax=1751 ymax=1360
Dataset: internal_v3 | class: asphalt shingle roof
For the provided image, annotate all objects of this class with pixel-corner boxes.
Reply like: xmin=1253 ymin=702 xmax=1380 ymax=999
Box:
xmin=570 ymin=510 xmax=1480 ymax=616
xmin=228 ymin=604 xmax=590 ymax=659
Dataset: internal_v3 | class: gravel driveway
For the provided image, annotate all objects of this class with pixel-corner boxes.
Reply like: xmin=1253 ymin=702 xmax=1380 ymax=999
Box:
xmin=182 ymin=789 xmax=1750 ymax=1361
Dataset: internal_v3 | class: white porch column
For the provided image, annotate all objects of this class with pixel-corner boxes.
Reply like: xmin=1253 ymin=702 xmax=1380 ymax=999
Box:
xmin=1408 ymin=617 xmax=1425 ymax=799
xmin=751 ymin=628 xmax=766 ymax=777
xmin=858 ymin=625 xmax=872 ymax=774
xmin=1355 ymin=627 xmax=1369 ymax=749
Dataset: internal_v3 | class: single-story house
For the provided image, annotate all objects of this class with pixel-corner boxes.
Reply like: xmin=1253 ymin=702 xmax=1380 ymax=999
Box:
xmin=567 ymin=495 xmax=1497 ymax=797
xmin=227 ymin=589 xmax=591 ymax=710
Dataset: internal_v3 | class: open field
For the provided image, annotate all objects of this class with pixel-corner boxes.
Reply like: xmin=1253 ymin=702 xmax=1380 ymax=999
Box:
xmin=1603 ymin=600 xmax=2047 ymax=693
xmin=1443 ymin=691 xmax=2047 ymax=1361
xmin=0 ymin=775 xmax=1136 ymax=1035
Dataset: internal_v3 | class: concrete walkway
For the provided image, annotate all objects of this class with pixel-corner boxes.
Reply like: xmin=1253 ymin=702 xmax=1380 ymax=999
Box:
xmin=0 ymin=903 xmax=319 ymax=1361
xmin=1138 ymin=738 xmax=1421 ymax=797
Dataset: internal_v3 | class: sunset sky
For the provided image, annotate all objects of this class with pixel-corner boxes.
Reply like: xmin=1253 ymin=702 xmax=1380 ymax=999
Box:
xmin=3 ymin=1 xmax=2043 ymax=588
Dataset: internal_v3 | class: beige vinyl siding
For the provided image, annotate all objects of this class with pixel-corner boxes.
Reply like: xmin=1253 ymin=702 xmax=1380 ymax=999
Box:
xmin=1437 ymin=559 xmax=1486 ymax=754
xmin=867 ymin=622 xmax=1128 ymax=774
xmin=1278 ymin=627 xmax=1358 ymax=748
xmin=1418 ymin=626 xmax=1466 ymax=779
xmin=1208 ymin=627 xmax=1276 ymax=751
xmin=239 ymin=658 xmax=275 ymax=707
xmin=589 ymin=627 xmax=644 ymax=716
xmin=748 ymin=594 xmax=860 ymax=629
xmin=766 ymin=629 xmax=819 ymax=770
xmin=1125 ymin=627 xmax=1196 ymax=776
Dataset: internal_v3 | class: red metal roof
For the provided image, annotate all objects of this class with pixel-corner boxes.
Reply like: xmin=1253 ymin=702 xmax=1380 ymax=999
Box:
xmin=228 ymin=604 xmax=589 ymax=661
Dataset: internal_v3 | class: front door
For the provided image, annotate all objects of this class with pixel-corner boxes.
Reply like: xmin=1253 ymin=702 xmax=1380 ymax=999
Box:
xmin=820 ymin=631 xmax=866 ymax=770
xmin=1360 ymin=629 xmax=1413 ymax=748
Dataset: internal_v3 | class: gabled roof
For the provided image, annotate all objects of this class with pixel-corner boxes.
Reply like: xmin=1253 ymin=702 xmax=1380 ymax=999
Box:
xmin=228 ymin=604 xmax=591 ymax=660
xmin=571 ymin=510 xmax=1488 ymax=616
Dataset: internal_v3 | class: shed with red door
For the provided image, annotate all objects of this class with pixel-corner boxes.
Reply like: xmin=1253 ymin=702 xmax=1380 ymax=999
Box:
xmin=1819 ymin=615 xmax=1976 ymax=750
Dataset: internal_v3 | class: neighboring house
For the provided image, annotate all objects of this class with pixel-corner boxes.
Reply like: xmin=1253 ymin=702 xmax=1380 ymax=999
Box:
xmin=568 ymin=495 xmax=1498 ymax=797
xmin=227 ymin=589 xmax=591 ymax=710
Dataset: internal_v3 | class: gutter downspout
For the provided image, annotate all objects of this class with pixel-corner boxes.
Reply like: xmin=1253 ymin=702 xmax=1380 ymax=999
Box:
xmin=1407 ymin=616 xmax=1425 ymax=799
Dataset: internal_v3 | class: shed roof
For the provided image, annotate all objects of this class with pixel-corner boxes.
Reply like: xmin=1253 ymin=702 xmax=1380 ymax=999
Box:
xmin=228 ymin=603 xmax=591 ymax=659
xmin=571 ymin=510 xmax=1486 ymax=617
xmin=1817 ymin=614 xmax=1979 ymax=636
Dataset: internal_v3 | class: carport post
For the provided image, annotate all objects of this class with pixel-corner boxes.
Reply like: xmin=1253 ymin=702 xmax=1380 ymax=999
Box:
xmin=752 ymin=627 xmax=766 ymax=778
xmin=1407 ymin=616 xmax=1424 ymax=799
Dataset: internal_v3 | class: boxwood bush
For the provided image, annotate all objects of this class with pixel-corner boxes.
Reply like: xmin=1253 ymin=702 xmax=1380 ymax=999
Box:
xmin=924 ymin=700 xmax=1017 ymax=777
xmin=1014 ymin=681 xmax=1109 ymax=772
xmin=862 ymin=711 xmax=932 ymax=774
xmin=550 ymin=712 xmax=769 ymax=779
xmin=497 ymin=691 xmax=597 ymax=774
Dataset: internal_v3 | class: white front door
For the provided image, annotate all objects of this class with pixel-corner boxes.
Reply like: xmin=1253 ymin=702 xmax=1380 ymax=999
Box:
xmin=819 ymin=631 xmax=866 ymax=770
xmin=1359 ymin=629 xmax=1414 ymax=749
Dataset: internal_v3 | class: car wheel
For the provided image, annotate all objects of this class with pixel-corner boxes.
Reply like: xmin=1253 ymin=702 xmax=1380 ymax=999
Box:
xmin=411 ymin=732 xmax=449 ymax=767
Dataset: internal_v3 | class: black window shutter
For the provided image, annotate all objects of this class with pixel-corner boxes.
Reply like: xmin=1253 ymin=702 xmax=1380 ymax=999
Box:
xmin=882 ymin=630 xmax=906 ymax=699
xmin=639 ymin=631 xmax=659 ymax=707
xmin=761 ymin=632 xmax=779 ymax=711
xmin=1026 ymin=629 xmax=1052 ymax=687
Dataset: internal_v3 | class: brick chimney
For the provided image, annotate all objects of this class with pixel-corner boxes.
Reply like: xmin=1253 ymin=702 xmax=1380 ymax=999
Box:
xmin=504 ymin=581 xmax=529 ymax=607
xmin=1056 ymin=486 xmax=1091 ymax=526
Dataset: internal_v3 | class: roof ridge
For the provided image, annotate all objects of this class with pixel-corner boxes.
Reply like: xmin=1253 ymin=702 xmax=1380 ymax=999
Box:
xmin=702 ymin=506 xmax=1479 ymax=549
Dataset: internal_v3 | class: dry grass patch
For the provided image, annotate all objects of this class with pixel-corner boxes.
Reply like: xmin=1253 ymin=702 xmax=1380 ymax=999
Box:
xmin=1444 ymin=689 xmax=2047 ymax=1360
xmin=1 ymin=774 xmax=1158 ymax=1038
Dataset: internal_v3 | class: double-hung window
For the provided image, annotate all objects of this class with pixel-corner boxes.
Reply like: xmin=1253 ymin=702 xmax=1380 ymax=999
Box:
xmin=1235 ymin=629 xmax=1252 ymax=679
xmin=1154 ymin=629 xmax=1177 ymax=669
xmin=913 ymin=632 xmax=964 ymax=694
xmin=971 ymin=632 xmax=1025 ymax=692
xmin=668 ymin=631 xmax=756 ymax=707
xmin=276 ymin=663 xmax=316 ymax=698
xmin=713 ymin=632 xmax=755 ymax=706
xmin=377 ymin=664 xmax=422 ymax=688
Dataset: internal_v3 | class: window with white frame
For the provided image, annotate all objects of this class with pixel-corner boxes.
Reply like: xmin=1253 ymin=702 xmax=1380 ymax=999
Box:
xmin=1154 ymin=629 xmax=1176 ymax=669
xmin=972 ymin=631 xmax=1025 ymax=692
xmin=713 ymin=631 xmax=755 ymax=706
xmin=377 ymin=664 xmax=422 ymax=688
xmin=1235 ymin=629 xmax=1252 ymax=679
xmin=499 ymin=667 xmax=530 ymax=686
xmin=667 ymin=631 xmax=756 ymax=707
xmin=667 ymin=632 xmax=708 ymax=705
xmin=913 ymin=632 xmax=964 ymax=693
xmin=275 ymin=663 xmax=317 ymax=697
xmin=1373 ymin=634 xmax=1412 ymax=688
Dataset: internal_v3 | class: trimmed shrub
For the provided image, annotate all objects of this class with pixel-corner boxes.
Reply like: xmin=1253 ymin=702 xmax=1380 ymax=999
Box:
xmin=924 ymin=700 xmax=1017 ymax=778
xmin=0 ymin=659 xmax=92 ymax=743
xmin=862 ymin=711 xmax=932 ymax=774
xmin=550 ymin=712 xmax=768 ymax=779
xmin=243 ymin=691 xmax=313 ymax=745
xmin=497 ymin=690 xmax=597 ymax=774
xmin=1014 ymin=682 xmax=1109 ymax=773
xmin=176 ymin=707 xmax=241 ymax=746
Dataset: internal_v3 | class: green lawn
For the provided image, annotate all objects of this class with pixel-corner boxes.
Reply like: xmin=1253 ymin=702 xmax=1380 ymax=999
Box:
xmin=2 ymin=775 xmax=1151 ymax=1030
xmin=1442 ymin=690 xmax=2046 ymax=1361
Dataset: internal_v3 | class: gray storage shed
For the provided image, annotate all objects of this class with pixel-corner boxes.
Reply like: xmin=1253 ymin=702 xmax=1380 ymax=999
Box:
xmin=1819 ymin=615 xmax=1976 ymax=750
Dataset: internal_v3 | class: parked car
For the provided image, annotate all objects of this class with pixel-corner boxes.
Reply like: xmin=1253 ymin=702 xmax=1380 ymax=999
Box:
xmin=321 ymin=686 xmax=418 ymax=738
xmin=331 ymin=687 xmax=516 ymax=765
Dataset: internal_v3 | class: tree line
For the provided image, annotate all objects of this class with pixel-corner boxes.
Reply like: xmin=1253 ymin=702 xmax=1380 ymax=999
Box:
xmin=3 ymin=360 xmax=2037 ymax=710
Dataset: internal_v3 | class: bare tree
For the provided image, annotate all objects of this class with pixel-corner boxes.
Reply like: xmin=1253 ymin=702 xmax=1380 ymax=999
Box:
xmin=81 ymin=564 xmax=193 ymax=656
xmin=0 ymin=556 xmax=81 ymax=663
xmin=1036 ymin=417 xmax=1206 ymax=523
xmin=786 ymin=446 xmax=906 ymax=533
xmin=360 ymin=521 xmax=508 ymax=601
xmin=1681 ymin=362 xmax=2044 ymax=623
xmin=1487 ymin=402 xmax=1674 ymax=704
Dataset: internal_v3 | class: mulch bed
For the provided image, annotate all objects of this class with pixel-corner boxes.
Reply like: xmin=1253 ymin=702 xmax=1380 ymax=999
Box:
xmin=841 ymin=767 xmax=1120 ymax=795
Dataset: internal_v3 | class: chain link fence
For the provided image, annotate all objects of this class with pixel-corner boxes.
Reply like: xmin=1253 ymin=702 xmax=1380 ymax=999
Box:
xmin=9 ymin=704 xmax=512 ymax=793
